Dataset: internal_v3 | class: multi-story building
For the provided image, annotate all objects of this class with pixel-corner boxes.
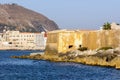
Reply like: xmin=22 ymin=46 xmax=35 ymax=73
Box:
xmin=0 ymin=30 xmax=47 ymax=50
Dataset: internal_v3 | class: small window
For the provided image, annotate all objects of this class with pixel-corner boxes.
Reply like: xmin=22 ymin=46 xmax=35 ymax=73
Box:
xmin=79 ymin=45 xmax=82 ymax=47
xmin=68 ymin=45 xmax=73 ymax=48
xmin=9 ymin=42 xmax=12 ymax=44
xmin=15 ymin=45 xmax=18 ymax=47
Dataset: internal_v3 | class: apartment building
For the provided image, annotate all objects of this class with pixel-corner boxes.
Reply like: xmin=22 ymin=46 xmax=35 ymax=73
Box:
xmin=1 ymin=31 xmax=46 ymax=50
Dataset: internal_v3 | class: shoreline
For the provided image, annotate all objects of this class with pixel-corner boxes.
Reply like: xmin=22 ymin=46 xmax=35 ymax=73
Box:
xmin=0 ymin=49 xmax=45 ymax=51
xmin=11 ymin=49 xmax=120 ymax=70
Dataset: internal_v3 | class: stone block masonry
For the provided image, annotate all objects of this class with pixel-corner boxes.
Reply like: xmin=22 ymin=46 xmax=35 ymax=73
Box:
xmin=45 ymin=29 xmax=120 ymax=54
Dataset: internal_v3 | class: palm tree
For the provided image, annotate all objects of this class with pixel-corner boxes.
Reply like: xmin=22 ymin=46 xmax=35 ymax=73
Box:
xmin=102 ymin=22 xmax=111 ymax=30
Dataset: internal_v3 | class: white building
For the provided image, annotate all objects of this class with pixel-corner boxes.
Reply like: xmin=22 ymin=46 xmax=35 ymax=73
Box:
xmin=111 ymin=22 xmax=120 ymax=30
xmin=0 ymin=31 xmax=47 ymax=50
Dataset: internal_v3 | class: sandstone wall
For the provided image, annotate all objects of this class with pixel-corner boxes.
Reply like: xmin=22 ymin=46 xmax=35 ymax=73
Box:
xmin=82 ymin=30 xmax=120 ymax=50
xmin=45 ymin=30 xmax=120 ymax=54
xmin=58 ymin=31 xmax=76 ymax=53
xmin=45 ymin=32 xmax=59 ymax=55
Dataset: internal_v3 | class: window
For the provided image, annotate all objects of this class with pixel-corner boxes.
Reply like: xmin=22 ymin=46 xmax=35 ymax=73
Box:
xmin=79 ymin=45 xmax=82 ymax=47
xmin=9 ymin=42 xmax=12 ymax=44
xmin=68 ymin=45 xmax=73 ymax=48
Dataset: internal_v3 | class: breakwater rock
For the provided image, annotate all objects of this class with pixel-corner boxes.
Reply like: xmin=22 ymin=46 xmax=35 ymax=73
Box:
xmin=11 ymin=48 xmax=120 ymax=69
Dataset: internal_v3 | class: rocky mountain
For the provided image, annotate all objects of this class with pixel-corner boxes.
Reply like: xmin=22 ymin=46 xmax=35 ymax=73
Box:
xmin=0 ymin=4 xmax=59 ymax=32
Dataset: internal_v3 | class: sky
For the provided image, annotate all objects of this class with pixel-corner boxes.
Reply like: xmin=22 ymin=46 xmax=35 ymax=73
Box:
xmin=0 ymin=0 xmax=120 ymax=30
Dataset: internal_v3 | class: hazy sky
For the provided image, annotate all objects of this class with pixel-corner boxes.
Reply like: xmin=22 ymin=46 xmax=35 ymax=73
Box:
xmin=1 ymin=0 xmax=120 ymax=30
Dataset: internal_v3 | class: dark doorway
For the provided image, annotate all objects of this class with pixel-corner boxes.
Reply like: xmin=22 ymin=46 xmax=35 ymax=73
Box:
xmin=68 ymin=45 xmax=73 ymax=48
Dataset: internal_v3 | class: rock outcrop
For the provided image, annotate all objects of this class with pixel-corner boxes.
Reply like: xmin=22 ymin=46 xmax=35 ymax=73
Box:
xmin=11 ymin=47 xmax=120 ymax=69
xmin=0 ymin=4 xmax=59 ymax=32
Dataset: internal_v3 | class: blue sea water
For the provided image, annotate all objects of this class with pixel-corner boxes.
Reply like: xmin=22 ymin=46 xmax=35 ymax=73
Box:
xmin=0 ymin=51 xmax=120 ymax=80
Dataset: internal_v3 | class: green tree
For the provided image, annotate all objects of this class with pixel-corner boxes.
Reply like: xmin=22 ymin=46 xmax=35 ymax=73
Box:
xmin=102 ymin=22 xmax=111 ymax=30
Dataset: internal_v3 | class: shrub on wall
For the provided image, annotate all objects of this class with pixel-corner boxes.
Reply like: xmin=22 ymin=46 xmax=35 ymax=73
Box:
xmin=97 ymin=47 xmax=113 ymax=51
xmin=78 ymin=47 xmax=88 ymax=51
xmin=102 ymin=22 xmax=111 ymax=30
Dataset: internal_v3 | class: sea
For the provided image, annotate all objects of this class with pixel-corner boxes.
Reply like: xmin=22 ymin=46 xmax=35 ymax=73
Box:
xmin=0 ymin=50 xmax=120 ymax=80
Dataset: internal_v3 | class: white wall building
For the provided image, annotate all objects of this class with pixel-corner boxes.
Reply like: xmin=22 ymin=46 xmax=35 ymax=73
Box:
xmin=111 ymin=22 xmax=120 ymax=30
xmin=0 ymin=31 xmax=47 ymax=50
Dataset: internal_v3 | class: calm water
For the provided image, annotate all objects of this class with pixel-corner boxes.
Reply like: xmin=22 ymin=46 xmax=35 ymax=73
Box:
xmin=0 ymin=51 xmax=120 ymax=80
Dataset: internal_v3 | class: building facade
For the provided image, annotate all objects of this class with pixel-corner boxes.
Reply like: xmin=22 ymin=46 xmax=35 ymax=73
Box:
xmin=0 ymin=31 xmax=47 ymax=50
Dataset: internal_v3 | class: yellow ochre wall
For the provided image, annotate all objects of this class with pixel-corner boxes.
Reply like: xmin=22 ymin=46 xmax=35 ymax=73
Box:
xmin=45 ymin=32 xmax=59 ymax=55
xmin=45 ymin=30 xmax=120 ymax=54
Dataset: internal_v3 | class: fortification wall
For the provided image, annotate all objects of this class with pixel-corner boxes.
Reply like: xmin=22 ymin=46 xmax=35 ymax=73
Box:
xmin=82 ymin=30 xmax=120 ymax=50
xmin=45 ymin=32 xmax=59 ymax=55
xmin=45 ymin=30 xmax=120 ymax=54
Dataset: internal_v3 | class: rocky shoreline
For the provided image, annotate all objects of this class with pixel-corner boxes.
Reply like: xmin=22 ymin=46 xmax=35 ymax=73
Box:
xmin=11 ymin=47 xmax=120 ymax=70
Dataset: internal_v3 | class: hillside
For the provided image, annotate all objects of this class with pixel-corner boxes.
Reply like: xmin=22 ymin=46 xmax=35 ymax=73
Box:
xmin=0 ymin=4 xmax=59 ymax=32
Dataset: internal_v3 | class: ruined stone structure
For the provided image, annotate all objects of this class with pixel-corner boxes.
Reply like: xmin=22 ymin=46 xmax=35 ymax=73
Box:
xmin=45 ymin=29 xmax=120 ymax=54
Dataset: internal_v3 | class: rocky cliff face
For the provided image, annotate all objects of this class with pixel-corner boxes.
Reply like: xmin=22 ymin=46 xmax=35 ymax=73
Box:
xmin=0 ymin=4 xmax=59 ymax=32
